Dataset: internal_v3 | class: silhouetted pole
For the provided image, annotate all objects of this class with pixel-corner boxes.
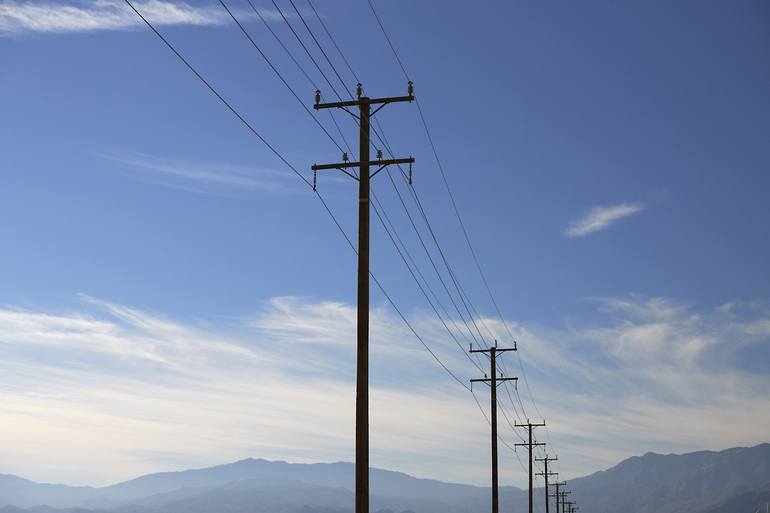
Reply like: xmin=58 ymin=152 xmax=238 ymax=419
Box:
xmin=515 ymin=421 xmax=546 ymax=513
xmin=313 ymin=82 xmax=414 ymax=513
xmin=551 ymin=481 xmax=566 ymax=513
xmin=535 ymin=456 xmax=558 ymax=513
xmin=471 ymin=341 xmax=517 ymax=513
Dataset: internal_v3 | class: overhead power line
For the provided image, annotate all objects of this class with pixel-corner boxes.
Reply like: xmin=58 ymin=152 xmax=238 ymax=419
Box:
xmin=365 ymin=0 xmax=557 ymax=458
xmin=121 ymin=0 xmax=469 ymax=400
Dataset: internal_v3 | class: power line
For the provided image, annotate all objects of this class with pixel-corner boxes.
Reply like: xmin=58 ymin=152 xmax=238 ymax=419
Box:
xmin=247 ymin=0 xmax=318 ymax=90
xmin=217 ymin=0 xmax=346 ymax=155
xmin=291 ymin=1 xmax=490 ymax=365
xmin=365 ymin=0 xmax=556 ymax=454
xmin=122 ymin=0 xmax=469 ymax=401
xmin=221 ymin=0 xmax=485 ymax=381
xmin=287 ymin=0 xmax=352 ymax=98
xmin=271 ymin=0 xmax=344 ymax=101
xmin=305 ymin=0 xmax=360 ymax=84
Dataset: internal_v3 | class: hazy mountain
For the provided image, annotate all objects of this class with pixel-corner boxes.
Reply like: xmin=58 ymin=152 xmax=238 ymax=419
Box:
xmin=568 ymin=443 xmax=770 ymax=513
xmin=1 ymin=443 xmax=769 ymax=513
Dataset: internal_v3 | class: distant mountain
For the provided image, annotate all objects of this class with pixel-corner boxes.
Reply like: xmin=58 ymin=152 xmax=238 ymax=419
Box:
xmin=1 ymin=443 xmax=769 ymax=513
xmin=568 ymin=443 xmax=770 ymax=513
xmin=0 ymin=475 xmax=98 ymax=509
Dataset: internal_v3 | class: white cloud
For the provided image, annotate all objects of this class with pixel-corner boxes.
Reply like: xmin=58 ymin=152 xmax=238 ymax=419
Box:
xmin=0 ymin=1 xmax=281 ymax=35
xmin=104 ymin=153 xmax=301 ymax=194
xmin=1 ymin=295 xmax=769 ymax=489
xmin=564 ymin=201 xmax=644 ymax=237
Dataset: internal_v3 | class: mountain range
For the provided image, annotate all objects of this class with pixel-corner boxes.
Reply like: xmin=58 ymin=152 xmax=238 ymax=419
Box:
xmin=2 ymin=443 xmax=769 ymax=513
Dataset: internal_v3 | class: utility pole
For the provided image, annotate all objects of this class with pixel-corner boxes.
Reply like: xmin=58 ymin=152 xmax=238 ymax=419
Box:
xmin=535 ymin=456 xmax=558 ymax=513
xmin=558 ymin=490 xmax=572 ymax=513
xmin=312 ymin=82 xmax=414 ymax=513
xmin=550 ymin=481 xmax=566 ymax=513
xmin=514 ymin=421 xmax=546 ymax=513
xmin=470 ymin=341 xmax=517 ymax=513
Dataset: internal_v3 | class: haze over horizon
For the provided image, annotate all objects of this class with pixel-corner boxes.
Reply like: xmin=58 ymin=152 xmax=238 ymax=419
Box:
xmin=1 ymin=0 xmax=769 ymax=492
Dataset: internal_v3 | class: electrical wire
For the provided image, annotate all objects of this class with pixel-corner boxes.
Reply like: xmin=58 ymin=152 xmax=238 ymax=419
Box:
xmin=123 ymin=0 xmax=470 ymax=396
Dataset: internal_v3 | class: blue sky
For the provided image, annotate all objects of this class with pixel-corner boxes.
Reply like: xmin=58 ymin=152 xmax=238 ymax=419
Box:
xmin=1 ymin=0 xmax=769 ymax=490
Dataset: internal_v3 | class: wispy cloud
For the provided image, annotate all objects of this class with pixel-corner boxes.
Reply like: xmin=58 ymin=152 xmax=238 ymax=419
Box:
xmin=564 ymin=201 xmax=644 ymax=237
xmin=104 ymin=153 xmax=301 ymax=194
xmin=1 ymin=295 xmax=769 ymax=488
xmin=0 ymin=1 xmax=281 ymax=35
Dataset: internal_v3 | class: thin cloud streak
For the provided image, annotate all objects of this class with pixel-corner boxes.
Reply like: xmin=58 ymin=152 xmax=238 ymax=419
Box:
xmin=565 ymin=201 xmax=644 ymax=237
xmin=0 ymin=1 xmax=282 ymax=35
xmin=105 ymin=153 xmax=301 ymax=194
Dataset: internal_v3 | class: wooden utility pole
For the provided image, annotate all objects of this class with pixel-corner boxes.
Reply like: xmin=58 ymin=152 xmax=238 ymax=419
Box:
xmin=470 ymin=342 xmax=517 ymax=513
xmin=535 ymin=456 xmax=558 ymax=513
xmin=515 ymin=421 xmax=546 ymax=513
xmin=313 ymin=82 xmax=414 ymax=513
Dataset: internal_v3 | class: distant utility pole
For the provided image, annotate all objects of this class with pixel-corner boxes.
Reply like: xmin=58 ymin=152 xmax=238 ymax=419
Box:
xmin=535 ymin=456 xmax=558 ymax=513
xmin=550 ymin=481 xmax=566 ymax=513
xmin=514 ymin=421 xmax=546 ymax=513
xmin=558 ymin=490 xmax=572 ymax=513
xmin=312 ymin=82 xmax=414 ymax=513
xmin=470 ymin=341 xmax=518 ymax=513
xmin=564 ymin=500 xmax=575 ymax=513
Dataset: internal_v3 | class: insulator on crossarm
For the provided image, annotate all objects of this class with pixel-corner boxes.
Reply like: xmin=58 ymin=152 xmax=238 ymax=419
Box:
xmin=342 ymin=152 xmax=348 ymax=162
xmin=376 ymin=149 xmax=383 ymax=160
xmin=408 ymin=80 xmax=413 ymax=97
xmin=408 ymin=161 xmax=413 ymax=185
xmin=356 ymin=83 xmax=363 ymax=98
xmin=313 ymin=170 xmax=317 ymax=191
xmin=315 ymin=89 xmax=320 ymax=105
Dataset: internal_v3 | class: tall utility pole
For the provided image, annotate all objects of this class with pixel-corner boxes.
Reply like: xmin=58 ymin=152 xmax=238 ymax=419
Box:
xmin=312 ymin=82 xmax=414 ymax=513
xmin=514 ymin=421 xmax=546 ymax=513
xmin=559 ymin=492 xmax=572 ymax=513
xmin=470 ymin=342 xmax=517 ymax=513
xmin=550 ymin=481 xmax=565 ymax=513
xmin=535 ymin=456 xmax=558 ymax=513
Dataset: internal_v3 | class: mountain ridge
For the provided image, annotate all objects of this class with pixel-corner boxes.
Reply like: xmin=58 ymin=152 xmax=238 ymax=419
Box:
xmin=2 ymin=443 xmax=769 ymax=513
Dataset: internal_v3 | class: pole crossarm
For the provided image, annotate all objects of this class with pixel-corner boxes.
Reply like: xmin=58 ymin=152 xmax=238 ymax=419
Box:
xmin=470 ymin=376 xmax=517 ymax=389
xmin=312 ymin=157 xmax=414 ymax=171
xmin=470 ymin=345 xmax=517 ymax=354
xmin=515 ymin=422 xmax=546 ymax=428
xmin=315 ymin=94 xmax=414 ymax=110
xmin=515 ymin=442 xmax=546 ymax=447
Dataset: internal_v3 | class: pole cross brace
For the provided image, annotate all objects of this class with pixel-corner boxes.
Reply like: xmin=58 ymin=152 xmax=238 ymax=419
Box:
xmin=470 ymin=345 xmax=517 ymax=354
xmin=470 ymin=376 xmax=518 ymax=388
xmin=312 ymin=158 xmax=414 ymax=189
xmin=314 ymin=94 xmax=414 ymax=111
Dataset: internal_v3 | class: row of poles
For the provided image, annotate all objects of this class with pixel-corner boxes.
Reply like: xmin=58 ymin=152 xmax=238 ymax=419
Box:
xmin=473 ymin=344 xmax=579 ymax=513
xmin=121 ymin=0 xmax=577 ymax=510
xmin=311 ymin=84 xmax=580 ymax=513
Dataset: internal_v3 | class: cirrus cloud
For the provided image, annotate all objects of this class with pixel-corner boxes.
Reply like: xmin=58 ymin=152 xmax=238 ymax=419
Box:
xmin=0 ymin=0 xmax=281 ymax=35
xmin=564 ymin=201 xmax=645 ymax=237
